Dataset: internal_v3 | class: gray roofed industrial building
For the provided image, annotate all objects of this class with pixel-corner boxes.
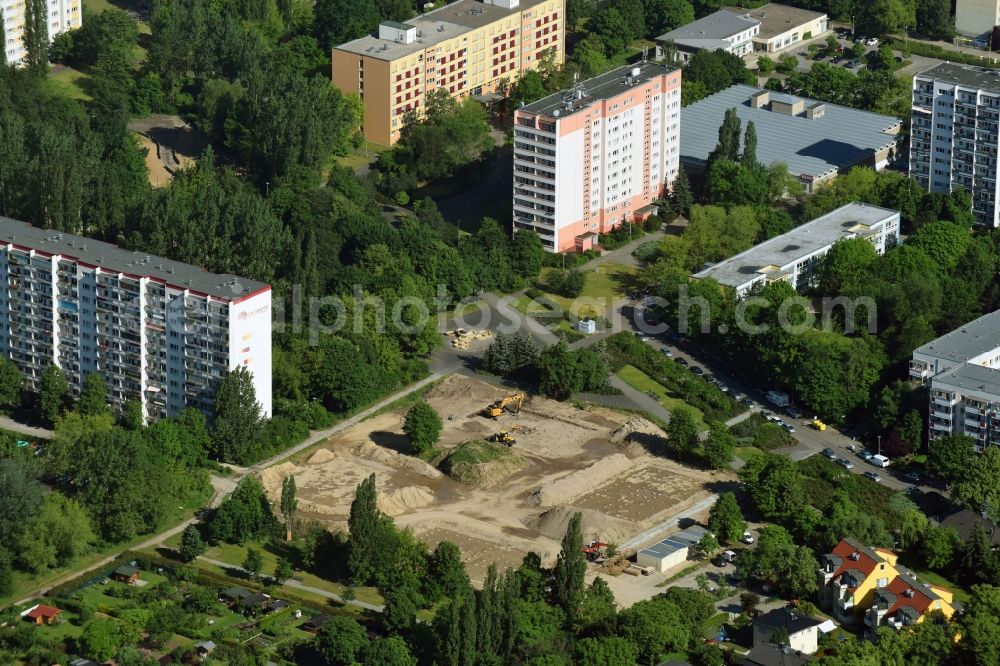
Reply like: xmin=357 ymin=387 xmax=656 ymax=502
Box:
xmin=681 ymin=85 xmax=902 ymax=191
xmin=637 ymin=525 xmax=709 ymax=572
xmin=913 ymin=309 xmax=1000 ymax=364
xmin=691 ymin=202 xmax=900 ymax=295
xmin=656 ymin=9 xmax=759 ymax=51
xmin=0 ymin=216 xmax=267 ymax=300
xmin=520 ymin=62 xmax=677 ymax=118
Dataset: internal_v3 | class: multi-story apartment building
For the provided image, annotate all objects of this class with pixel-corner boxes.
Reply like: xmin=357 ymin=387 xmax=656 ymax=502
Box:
xmin=332 ymin=0 xmax=565 ymax=146
xmin=956 ymin=0 xmax=1000 ymax=37
xmin=0 ymin=217 xmax=272 ymax=423
xmin=2 ymin=0 xmax=81 ymax=66
xmin=864 ymin=574 xmax=956 ymax=639
xmin=693 ymin=202 xmax=900 ymax=297
xmin=817 ymin=538 xmax=901 ymax=624
xmin=511 ymin=62 xmax=681 ymax=252
xmin=910 ymin=63 xmax=1000 ymax=228
xmin=911 ymin=309 xmax=1000 ymax=451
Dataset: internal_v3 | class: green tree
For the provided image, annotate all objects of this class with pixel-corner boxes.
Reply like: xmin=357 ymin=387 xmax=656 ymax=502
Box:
xmin=22 ymin=0 xmax=49 ymax=75
xmin=425 ymin=540 xmax=471 ymax=601
xmin=79 ymin=619 xmax=123 ymax=662
xmin=178 ymin=524 xmax=206 ymax=563
xmin=384 ymin=579 xmax=423 ymax=633
xmin=78 ymin=372 xmax=110 ymax=416
xmin=644 ymin=0 xmax=694 ymax=35
xmin=274 ymin=556 xmax=294 ymax=585
xmin=956 ymin=584 xmax=1000 ymax=665
xmin=670 ymin=167 xmax=694 ymax=217
xmin=315 ymin=616 xmax=369 ymax=665
xmin=211 ymin=367 xmax=264 ymax=464
xmin=39 ymin=365 xmax=70 ymax=425
xmin=574 ymin=636 xmax=637 ymax=666
xmin=209 ymin=476 xmax=276 ymax=544
xmin=694 ymin=532 xmax=720 ymax=559
xmin=922 ymin=524 xmax=960 ymax=570
xmin=403 ymin=402 xmax=442 ymax=455
xmin=0 ymin=357 xmax=23 ymax=409
xmin=756 ymin=55 xmax=775 ymax=75
xmin=347 ymin=474 xmax=383 ymax=584
xmin=0 ymin=457 xmax=43 ymax=551
xmin=361 ymin=636 xmax=416 ymax=666
xmin=741 ymin=121 xmax=758 ymax=167
xmin=511 ymin=229 xmax=546 ymax=282
xmin=929 ymin=434 xmax=975 ymax=484
xmin=119 ymin=399 xmax=144 ymax=429
xmin=280 ymin=475 xmax=297 ymax=541
xmin=867 ymin=0 xmax=917 ymax=35
xmin=243 ymin=547 xmax=263 ymax=581
xmin=667 ymin=407 xmax=699 ymax=459
xmin=702 ymin=421 xmax=736 ymax=470
xmin=953 ymin=447 xmax=1000 ymax=521
xmin=15 ymin=492 xmax=93 ymax=572
xmin=817 ymin=237 xmax=879 ymax=295
xmin=576 ymin=576 xmax=617 ymax=632
xmin=916 ymin=0 xmax=954 ymax=40
xmin=708 ymin=492 xmax=746 ymax=544
xmin=553 ymin=511 xmax=587 ymax=621
xmin=570 ymin=34 xmax=610 ymax=78
xmin=617 ymin=597 xmax=688 ymax=664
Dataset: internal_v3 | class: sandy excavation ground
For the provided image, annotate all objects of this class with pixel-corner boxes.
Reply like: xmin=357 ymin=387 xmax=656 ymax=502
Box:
xmin=260 ymin=374 xmax=727 ymax=582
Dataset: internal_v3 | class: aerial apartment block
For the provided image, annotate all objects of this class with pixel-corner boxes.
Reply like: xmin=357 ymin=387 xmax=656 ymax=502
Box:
xmin=0 ymin=217 xmax=272 ymax=423
xmin=911 ymin=62 xmax=1000 ymax=227
xmin=692 ymin=202 xmax=900 ymax=297
xmin=511 ymin=62 xmax=681 ymax=252
xmin=2 ymin=0 xmax=81 ymax=66
xmin=817 ymin=538 xmax=902 ymax=624
xmin=332 ymin=0 xmax=565 ymax=145
xmin=955 ymin=0 xmax=1000 ymax=38
xmin=911 ymin=308 xmax=1000 ymax=451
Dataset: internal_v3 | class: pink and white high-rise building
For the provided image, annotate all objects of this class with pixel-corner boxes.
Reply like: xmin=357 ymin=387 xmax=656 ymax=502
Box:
xmin=512 ymin=62 xmax=682 ymax=252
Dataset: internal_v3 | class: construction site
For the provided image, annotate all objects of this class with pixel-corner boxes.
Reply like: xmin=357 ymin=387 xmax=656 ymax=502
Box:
xmin=260 ymin=374 xmax=726 ymax=591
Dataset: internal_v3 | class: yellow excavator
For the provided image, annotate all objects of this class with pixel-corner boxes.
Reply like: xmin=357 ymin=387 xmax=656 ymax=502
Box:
xmin=487 ymin=431 xmax=516 ymax=446
xmin=483 ymin=392 xmax=525 ymax=418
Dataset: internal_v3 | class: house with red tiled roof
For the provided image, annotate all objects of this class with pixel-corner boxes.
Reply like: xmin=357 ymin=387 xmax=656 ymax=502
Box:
xmin=23 ymin=604 xmax=62 ymax=625
xmin=863 ymin=573 xmax=958 ymax=638
xmin=816 ymin=538 xmax=901 ymax=624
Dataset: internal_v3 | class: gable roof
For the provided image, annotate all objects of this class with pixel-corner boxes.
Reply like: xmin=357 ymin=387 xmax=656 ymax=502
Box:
xmin=941 ymin=508 xmax=1000 ymax=546
xmin=883 ymin=574 xmax=937 ymax=617
xmin=824 ymin=539 xmax=896 ymax=593
xmin=745 ymin=642 xmax=813 ymax=666
xmin=221 ymin=586 xmax=252 ymax=599
xmin=26 ymin=604 xmax=62 ymax=619
xmin=755 ymin=606 xmax=822 ymax=636
xmin=304 ymin=613 xmax=334 ymax=628
xmin=114 ymin=564 xmax=140 ymax=577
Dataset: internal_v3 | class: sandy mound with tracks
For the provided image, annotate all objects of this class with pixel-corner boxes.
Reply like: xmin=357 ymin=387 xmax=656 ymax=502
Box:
xmin=529 ymin=505 xmax=638 ymax=545
xmin=378 ymin=485 xmax=435 ymax=516
xmin=528 ymin=453 xmax=635 ymax=506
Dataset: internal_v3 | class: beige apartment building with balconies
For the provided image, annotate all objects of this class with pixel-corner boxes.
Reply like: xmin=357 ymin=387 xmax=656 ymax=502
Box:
xmin=332 ymin=0 xmax=565 ymax=146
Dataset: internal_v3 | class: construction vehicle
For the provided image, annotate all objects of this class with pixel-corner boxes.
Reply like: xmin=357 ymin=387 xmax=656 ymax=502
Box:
xmin=483 ymin=392 xmax=525 ymax=418
xmin=487 ymin=431 xmax=516 ymax=446
xmin=582 ymin=540 xmax=608 ymax=560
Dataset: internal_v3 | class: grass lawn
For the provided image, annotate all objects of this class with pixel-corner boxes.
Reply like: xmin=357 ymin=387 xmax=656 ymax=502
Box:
xmin=704 ymin=611 xmax=729 ymax=639
xmin=335 ymin=140 xmax=391 ymax=171
xmin=617 ymin=364 xmax=708 ymax=430
xmin=906 ymin=567 xmax=970 ymax=605
xmin=46 ymin=66 xmax=92 ymax=101
xmin=735 ymin=445 xmax=764 ymax=461
xmin=538 ymin=262 xmax=639 ymax=319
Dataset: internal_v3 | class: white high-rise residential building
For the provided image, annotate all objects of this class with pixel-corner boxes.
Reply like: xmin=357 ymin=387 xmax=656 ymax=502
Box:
xmin=910 ymin=63 xmax=1000 ymax=228
xmin=955 ymin=0 xmax=1000 ymax=37
xmin=2 ymin=0 xmax=82 ymax=66
xmin=0 ymin=217 xmax=272 ymax=423
xmin=911 ymin=309 xmax=1000 ymax=452
xmin=512 ymin=62 xmax=682 ymax=252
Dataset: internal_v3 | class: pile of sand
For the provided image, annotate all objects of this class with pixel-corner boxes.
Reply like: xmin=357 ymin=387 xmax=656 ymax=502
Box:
xmin=441 ymin=440 xmax=528 ymax=488
xmin=354 ymin=441 xmax=443 ymax=480
xmin=377 ymin=485 xmax=435 ymax=516
xmin=307 ymin=448 xmax=336 ymax=465
xmin=610 ymin=417 xmax=656 ymax=442
xmin=529 ymin=505 xmax=638 ymax=545
xmin=528 ymin=453 xmax=635 ymax=507
xmin=424 ymin=374 xmax=501 ymax=405
xmin=259 ymin=461 xmax=302 ymax=498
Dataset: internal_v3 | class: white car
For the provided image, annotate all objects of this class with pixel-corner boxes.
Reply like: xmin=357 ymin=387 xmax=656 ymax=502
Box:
xmin=866 ymin=37 xmax=879 ymax=46
xmin=743 ymin=531 xmax=755 ymax=544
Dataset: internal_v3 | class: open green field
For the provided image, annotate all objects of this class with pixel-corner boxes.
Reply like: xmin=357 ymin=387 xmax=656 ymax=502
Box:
xmin=45 ymin=66 xmax=92 ymax=101
xmin=617 ymin=364 xmax=708 ymax=430
xmin=538 ymin=262 xmax=638 ymax=319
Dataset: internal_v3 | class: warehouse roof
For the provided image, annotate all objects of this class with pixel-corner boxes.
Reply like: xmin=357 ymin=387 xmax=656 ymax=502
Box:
xmin=638 ymin=525 xmax=708 ymax=560
xmin=656 ymin=9 xmax=759 ymax=47
xmin=0 ymin=217 xmax=268 ymax=301
xmin=726 ymin=4 xmax=827 ymax=41
xmin=681 ymin=84 xmax=901 ymax=181
xmin=692 ymin=202 xmax=898 ymax=289
xmin=933 ymin=362 xmax=1000 ymax=397
xmin=915 ymin=309 xmax=1000 ymax=363
xmin=915 ymin=62 xmax=1000 ymax=91
xmin=521 ymin=62 xmax=679 ymax=119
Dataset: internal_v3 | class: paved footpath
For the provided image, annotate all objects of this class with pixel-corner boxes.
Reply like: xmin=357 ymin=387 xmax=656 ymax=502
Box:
xmin=197 ymin=556 xmax=385 ymax=613
xmin=0 ymin=415 xmax=52 ymax=438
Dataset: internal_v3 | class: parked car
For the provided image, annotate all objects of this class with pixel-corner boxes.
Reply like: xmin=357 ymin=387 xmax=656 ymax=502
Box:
xmin=859 ymin=450 xmax=874 ymax=462
xmin=634 ymin=332 xmax=650 ymax=341
xmin=871 ymin=454 xmax=891 ymax=468
xmin=691 ymin=366 xmax=704 ymax=375
xmin=822 ymin=447 xmax=836 ymax=459
xmin=866 ymin=37 xmax=880 ymax=46
xmin=742 ymin=531 xmax=755 ymax=544
xmin=901 ymin=471 xmax=921 ymax=484
xmin=863 ymin=471 xmax=882 ymax=483
xmin=780 ymin=421 xmax=796 ymax=433
xmin=838 ymin=458 xmax=855 ymax=470
xmin=661 ymin=347 xmax=673 ymax=357
xmin=786 ymin=406 xmax=803 ymax=419
xmin=675 ymin=357 xmax=688 ymax=366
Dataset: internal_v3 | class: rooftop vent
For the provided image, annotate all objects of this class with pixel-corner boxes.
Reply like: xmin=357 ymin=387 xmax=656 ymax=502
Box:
xmin=850 ymin=552 xmax=860 ymax=561
xmin=750 ymin=90 xmax=769 ymax=108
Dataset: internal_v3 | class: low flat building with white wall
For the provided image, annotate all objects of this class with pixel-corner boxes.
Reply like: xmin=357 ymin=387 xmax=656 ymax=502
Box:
xmin=512 ymin=62 xmax=681 ymax=252
xmin=726 ymin=3 xmax=829 ymax=53
xmin=0 ymin=216 xmax=271 ymax=423
xmin=911 ymin=309 xmax=1000 ymax=451
xmin=655 ymin=9 xmax=759 ymax=62
xmin=692 ymin=202 xmax=900 ymax=297
xmin=2 ymin=0 xmax=82 ymax=66
xmin=637 ymin=524 xmax=707 ymax=573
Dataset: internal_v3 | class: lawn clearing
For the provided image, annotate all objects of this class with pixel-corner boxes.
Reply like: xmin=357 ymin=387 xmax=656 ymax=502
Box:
xmin=539 ymin=262 xmax=638 ymax=319
xmin=617 ymin=364 xmax=708 ymax=430
xmin=904 ymin=566 xmax=970 ymax=605
xmin=46 ymin=66 xmax=91 ymax=101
